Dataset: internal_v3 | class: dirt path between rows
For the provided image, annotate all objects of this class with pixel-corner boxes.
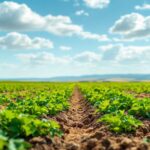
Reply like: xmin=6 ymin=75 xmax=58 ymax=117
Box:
xmin=53 ymin=87 xmax=102 ymax=149
xmin=31 ymin=87 xmax=150 ymax=150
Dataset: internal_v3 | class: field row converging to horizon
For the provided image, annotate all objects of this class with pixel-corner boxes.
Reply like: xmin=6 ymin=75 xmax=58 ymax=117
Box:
xmin=0 ymin=82 xmax=149 ymax=150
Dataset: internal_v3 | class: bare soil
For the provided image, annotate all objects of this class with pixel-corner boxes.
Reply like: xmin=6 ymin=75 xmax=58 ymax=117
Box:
xmin=135 ymin=93 xmax=150 ymax=99
xmin=30 ymin=88 xmax=150 ymax=150
xmin=127 ymin=91 xmax=150 ymax=99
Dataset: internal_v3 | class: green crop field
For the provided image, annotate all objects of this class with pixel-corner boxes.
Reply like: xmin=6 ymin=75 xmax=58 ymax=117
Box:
xmin=0 ymin=82 xmax=149 ymax=150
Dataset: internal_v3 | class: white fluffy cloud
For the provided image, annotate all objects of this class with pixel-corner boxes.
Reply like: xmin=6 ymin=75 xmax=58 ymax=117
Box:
xmin=83 ymin=0 xmax=110 ymax=9
xmin=116 ymin=46 xmax=150 ymax=63
xmin=75 ymin=10 xmax=89 ymax=16
xmin=17 ymin=51 xmax=101 ymax=66
xmin=80 ymin=31 xmax=108 ymax=41
xmin=99 ymin=44 xmax=150 ymax=63
xmin=100 ymin=44 xmax=122 ymax=60
xmin=0 ymin=32 xmax=53 ymax=50
xmin=16 ymin=44 xmax=150 ymax=68
xmin=0 ymin=1 xmax=44 ymax=31
xmin=73 ymin=51 xmax=101 ymax=63
xmin=17 ymin=52 xmax=70 ymax=65
xmin=0 ymin=1 xmax=108 ymax=41
xmin=135 ymin=4 xmax=150 ymax=10
xmin=60 ymin=46 xmax=72 ymax=51
xmin=110 ymin=13 xmax=150 ymax=40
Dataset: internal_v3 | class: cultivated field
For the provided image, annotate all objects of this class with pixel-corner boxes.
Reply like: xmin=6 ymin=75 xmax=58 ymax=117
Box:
xmin=0 ymin=82 xmax=149 ymax=150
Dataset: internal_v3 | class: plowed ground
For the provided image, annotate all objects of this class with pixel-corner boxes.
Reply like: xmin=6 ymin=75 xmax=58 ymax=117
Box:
xmin=30 ymin=88 xmax=150 ymax=150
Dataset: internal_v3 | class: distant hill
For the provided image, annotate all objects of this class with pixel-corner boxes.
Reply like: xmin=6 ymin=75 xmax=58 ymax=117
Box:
xmin=0 ymin=74 xmax=150 ymax=82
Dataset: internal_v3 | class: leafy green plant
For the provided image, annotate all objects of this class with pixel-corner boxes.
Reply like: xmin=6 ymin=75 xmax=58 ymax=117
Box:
xmin=0 ymin=94 xmax=11 ymax=105
xmin=7 ymin=89 xmax=71 ymax=117
xmin=143 ymin=137 xmax=150 ymax=143
xmin=0 ymin=83 xmax=75 ymax=150
xmin=80 ymin=82 xmax=148 ymax=133
xmin=0 ymin=110 xmax=62 ymax=138
xmin=98 ymin=111 xmax=143 ymax=133
xmin=129 ymin=98 xmax=150 ymax=118
xmin=0 ymin=130 xmax=31 ymax=150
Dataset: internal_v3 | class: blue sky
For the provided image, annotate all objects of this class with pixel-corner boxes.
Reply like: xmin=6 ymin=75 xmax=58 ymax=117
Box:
xmin=0 ymin=0 xmax=150 ymax=78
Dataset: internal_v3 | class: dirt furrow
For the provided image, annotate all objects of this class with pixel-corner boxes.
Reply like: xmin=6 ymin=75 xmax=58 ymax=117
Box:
xmin=52 ymin=87 xmax=101 ymax=149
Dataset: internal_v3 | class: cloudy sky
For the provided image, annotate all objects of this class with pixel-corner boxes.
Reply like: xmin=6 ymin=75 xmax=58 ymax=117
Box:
xmin=0 ymin=0 xmax=150 ymax=78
